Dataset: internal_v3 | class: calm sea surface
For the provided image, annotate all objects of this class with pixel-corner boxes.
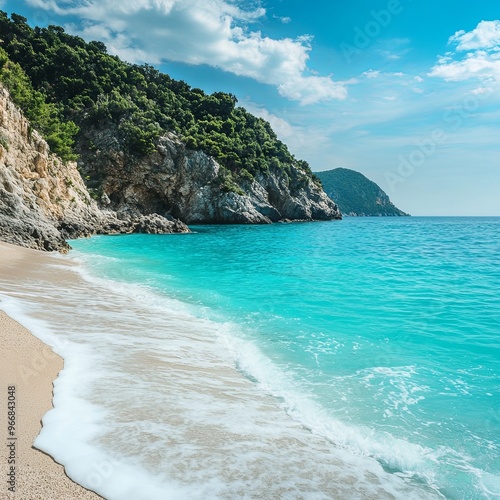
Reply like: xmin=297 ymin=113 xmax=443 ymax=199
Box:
xmin=2 ymin=217 xmax=499 ymax=499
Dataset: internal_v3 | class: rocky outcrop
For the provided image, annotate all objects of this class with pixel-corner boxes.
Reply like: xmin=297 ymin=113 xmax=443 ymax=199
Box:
xmin=77 ymin=128 xmax=340 ymax=225
xmin=0 ymin=87 xmax=189 ymax=252
xmin=0 ymin=82 xmax=340 ymax=253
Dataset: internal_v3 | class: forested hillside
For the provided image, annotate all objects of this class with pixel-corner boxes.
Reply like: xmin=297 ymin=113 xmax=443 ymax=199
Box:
xmin=0 ymin=11 xmax=339 ymax=226
xmin=316 ymin=168 xmax=408 ymax=216
xmin=0 ymin=11 xmax=317 ymax=189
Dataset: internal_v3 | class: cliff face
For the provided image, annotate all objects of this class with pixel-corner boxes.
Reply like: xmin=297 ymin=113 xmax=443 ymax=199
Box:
xmin=0 ymin=13 xmax=340 ymax=238
xmin=315 ymin=168 xmax=408 ymax=217
xmin=0 ymin=83 xmax=339 ymax=252
xmin=78 ymin=127 xmax=340 ymax=225
xmin=0 ymin=88 xmax=189 ymax=252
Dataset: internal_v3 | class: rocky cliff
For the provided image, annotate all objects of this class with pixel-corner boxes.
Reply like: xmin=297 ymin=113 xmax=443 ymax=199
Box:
xmin=0 ymin=87 xmax=189 ymax=252
xmin=77 ymin=126 xmax=340 ymax=225
xmin=0 ymin=13 xmax=340 ymax=234
xmin=0 ymin=85 xmax=338 ymax=253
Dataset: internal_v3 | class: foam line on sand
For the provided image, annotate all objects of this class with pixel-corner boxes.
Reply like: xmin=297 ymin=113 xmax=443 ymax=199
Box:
xmin=0 ymin=241 xmax=101 ymax=499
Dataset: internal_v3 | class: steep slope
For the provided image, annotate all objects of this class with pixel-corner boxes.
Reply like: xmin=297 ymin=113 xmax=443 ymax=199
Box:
xmin=77 ymin=127 xmax=338 ymax=224
xmin=0 ymin=87 xmax=189 ymax=252
xmin=315 ymin=168 xmax=408 ymax=216
xmin=0 ymin=12 xmax=340 ymax=224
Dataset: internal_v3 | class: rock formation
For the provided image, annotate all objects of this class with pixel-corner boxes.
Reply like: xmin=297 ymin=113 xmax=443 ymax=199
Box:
xmin=0 ymin=12 xmax=340 ymax=253
xmin=0 ymin=87 xmax=189 ymax=252
xmin=77 ymin=127 xmax=340 ymax=225
xmin=0 ymin=85 xmax=339 ymax=253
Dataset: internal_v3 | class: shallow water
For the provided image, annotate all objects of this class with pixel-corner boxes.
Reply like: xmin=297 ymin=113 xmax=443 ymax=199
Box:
xmin=1 ymin=217 xmax=498 ymax=499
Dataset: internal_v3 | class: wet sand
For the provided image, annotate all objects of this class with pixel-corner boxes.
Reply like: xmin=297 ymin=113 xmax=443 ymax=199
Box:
xmin=0 ymin=241 xmax=100 ymax=499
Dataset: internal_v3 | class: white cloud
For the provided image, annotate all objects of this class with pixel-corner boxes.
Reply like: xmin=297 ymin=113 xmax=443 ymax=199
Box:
xmin=362 ymin=69 xmax=380 ymax=79
xmin=242 ymin=104 xmax=296 ymax=140
xmin=376 ymin=38 xmax=411 ymax=62
xmin=429 ymin=51 xmax=500 ymax=83
xmin=450 ymin=20 xmax=500 ymax=51
xmin=241 ymin=101 xmax=333 ymax=166
xmin=25 ymin=0 xmax=348 ymax=105
xmin=471 ymin=86 xmax=492 ymax=95
xmin=429 ymin=20 xmax=500 ymax=86
xmin=274 ymin=15 xmax=291 ymax=24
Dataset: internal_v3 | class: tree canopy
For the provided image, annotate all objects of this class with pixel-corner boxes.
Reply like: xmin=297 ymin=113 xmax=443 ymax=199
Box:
xmin=316 ymin=168 xmax=408 ymax=216
xmin=0 ymin=10 xmax=318 ymax=185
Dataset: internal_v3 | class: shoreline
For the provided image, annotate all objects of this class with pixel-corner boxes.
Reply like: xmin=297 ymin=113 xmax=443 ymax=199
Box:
xmin=0 ymin=239 xmax=442 ymax=499
xmin=0 ymin=242 xmax=101 ymax=499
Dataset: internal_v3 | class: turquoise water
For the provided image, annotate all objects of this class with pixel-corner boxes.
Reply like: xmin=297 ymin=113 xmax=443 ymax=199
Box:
xmin=67 ymin=216 xmax=500 ymax=499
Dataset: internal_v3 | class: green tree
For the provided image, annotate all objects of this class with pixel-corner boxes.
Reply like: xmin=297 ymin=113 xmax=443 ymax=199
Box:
xmin=0 ymin=10 xmax=317 ymax=185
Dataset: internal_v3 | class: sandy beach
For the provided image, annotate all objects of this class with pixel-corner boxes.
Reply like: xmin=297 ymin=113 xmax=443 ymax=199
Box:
xmin=0 ymin=242 xmax=100 ymax=499
xmin=0 ymin=239 xmax=445 ymax=500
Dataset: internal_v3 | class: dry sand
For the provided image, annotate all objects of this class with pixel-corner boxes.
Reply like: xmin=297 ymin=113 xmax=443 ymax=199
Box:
xmin=0 ymin=242 xmax=101 ymax=499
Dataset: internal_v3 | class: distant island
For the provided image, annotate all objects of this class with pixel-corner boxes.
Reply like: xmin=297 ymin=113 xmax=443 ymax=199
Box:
xmin=315 ymin=168 xmax=409 ymax=216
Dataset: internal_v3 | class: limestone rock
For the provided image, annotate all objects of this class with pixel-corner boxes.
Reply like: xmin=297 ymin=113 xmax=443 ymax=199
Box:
xmin=77 ymin=130 xmax=341 ymax=225
xmin=1 ymin=81 xmax=340 ymax=254
xmin=0 ymin=87 xmax=189 ymax=252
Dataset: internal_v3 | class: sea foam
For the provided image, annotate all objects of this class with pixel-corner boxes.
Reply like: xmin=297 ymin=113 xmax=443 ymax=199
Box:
xmin=0 ymin=250 xmax=441 ymax=499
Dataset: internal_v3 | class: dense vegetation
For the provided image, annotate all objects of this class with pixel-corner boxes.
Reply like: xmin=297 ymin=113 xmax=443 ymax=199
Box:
xmin=315 ymin=168 xmax=408 ymax=216
xmin=0 ymin=45 xmax=79 ymax=161
xmin=0 ymin=11 xmax=317 ymax=187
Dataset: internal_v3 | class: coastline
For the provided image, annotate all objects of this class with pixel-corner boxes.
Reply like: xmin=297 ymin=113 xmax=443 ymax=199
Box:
xmin=0 ymin=238 xmax=444 ymax=499
xmin=0 ymin=242 xmax=101 ymax=499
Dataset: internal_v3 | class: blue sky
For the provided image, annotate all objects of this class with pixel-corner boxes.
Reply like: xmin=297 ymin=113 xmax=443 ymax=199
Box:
xmin=2 ymin=0 xmax=500 ymax=215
